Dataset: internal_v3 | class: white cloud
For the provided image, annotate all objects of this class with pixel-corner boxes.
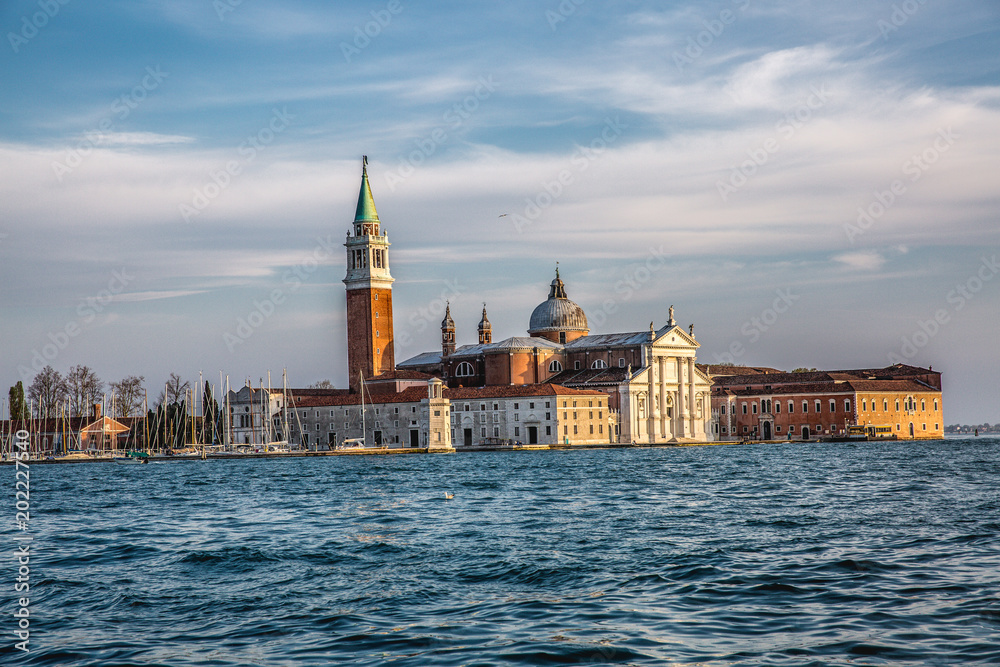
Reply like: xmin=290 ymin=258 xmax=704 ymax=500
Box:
xmin=89 ymin=132 xmax=195 ymax=146
xmin=833 ymin=250 xmax=886 ymax=271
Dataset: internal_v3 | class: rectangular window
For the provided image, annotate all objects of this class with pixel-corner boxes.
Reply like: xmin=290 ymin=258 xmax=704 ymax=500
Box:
xmin=546 ymin=426 xmax=551 ymax=435
xmin=563 ymin=425 xmax=568 ymax=435
xmin=434 ymin=410 xmax=440 ymax=416
xmin=742 ymin=403 xmax=748 ymax=415
xmin=845 ymin=400 xmax=851 ymax=412
xmin=598 ymin=411 xmax=602 ymax=419
xmin=788 ymin=401 xmax=794 ymax=413
xmin=775 ymin=402 xmax=780 ymax=414
xmin=751 ymin=403 xmax=757 ymax=415
xmin=802 ymin=401 xmax=808 ymax=413
xmin=573 ymin=412 xmax=577 ymax=419
xmin=514 ymin=427 xmax=520 ymax=437
xmin=514 ymin=414 xmax=519 ymax=421
xmin=545 ymin=412 xmax=550 ymax=420
xmin=481 ymin=427 xmax=486 ymax=437
xmin=529 ymin=402 xmax=535 ymax=409
xmin=573 ymin=425 xmax=578 ymax=434
xmin=493 ymin=427 xmax=499 ymax=437
xmin=545 ymin=401 xmax=550 ymax=408
xmin=589 ymin=411 xmax=593 ymax=419
xmin=815 ymin=400 xmax=822 ymax=413
xmin=514 ymin=403 xmax=519 ymax=409
xmin=589 ymin=425 xmax=594 ymax=434
xmin=721 ymin=404 xmax=727 ymax=415
xmin=830 ymin=400 xmax=836 ymax=412
xmin=599 ymin=424 xmax=603 ymax=434
xmin=480 ymin=403 xmax=486 ymax=411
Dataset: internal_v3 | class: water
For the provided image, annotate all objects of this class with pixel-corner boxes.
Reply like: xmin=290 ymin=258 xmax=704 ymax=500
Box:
xmin=5 ymin=438 xmax=1000 ymax=666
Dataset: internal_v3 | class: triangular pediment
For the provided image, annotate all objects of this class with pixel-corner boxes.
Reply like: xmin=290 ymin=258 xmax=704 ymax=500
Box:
xmin=652 ymin=324 xmax=699 ymax=348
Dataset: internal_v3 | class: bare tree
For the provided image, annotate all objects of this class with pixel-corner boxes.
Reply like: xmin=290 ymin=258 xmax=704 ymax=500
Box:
xmin=27 ymin=366 xmax=67 ymax=418
xmin=65 ymin=365 xmax=104 ymax=417
xmin=110 ymin=375 xmax=146 ymax=418
xmin=308 ymin=380 xmax=335 ymax=389
xmin=157 ymin=373 xmax=191 ymax=406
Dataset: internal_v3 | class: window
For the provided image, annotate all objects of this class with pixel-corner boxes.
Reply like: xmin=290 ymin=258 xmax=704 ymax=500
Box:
xmin=742 ymin=403 xmax=748 ymax=415
xmin=921 ymin=399 xmax=926 ymax=411
xmin=514 ymin=403 xmax=519 ymax=409
xmin=934 ymin=399 xmax=938 ymax=411
xmin=464 ymin=403 xmax=470 ymax=411
xmin=514 ymin=427 xmax=520 ymax=437
xmin=493 ymin=403 xmax=499 ymax=410
xmin=589 ymin=425 xmax=594 ymax=434
xmin=330 ymin=410 xmax=335 ymax=416
xmin=559 ymin=332 xmax=566 ymax=344
xmin=830 ymin=400 xmax=836 ymax=412
xmin=751 ymin=403 xmax=757 ymax=415
xmin=548 ymin=360 xmax=563 ymax=373
xmin=456 ymin=362 xmax=475 ymax=377
xmin=883 ymin=399 xmax=888 ymax=411
xmin=845 ymin=400 xmax=851 ymax=412
xmin=481 ymin=427 xmax=486 ymax=437
xmin=564 ymin=425 xmax=568 ymax=435
xmin=862 ymin=398 xmax=867 ymax=411
xmin=774 ymin=402 xmax=780 ymax=414
xmin=514 ymin=414 xmax=519 ymax=421
xmin=598 ymin=411 xmax=602 ymax=419
xmin=591 ymin=359 xmax=608 ymax=369
xmin=922 ymin=423 xmax=926 ymax=431
xmin=895 ymin=399 xmax=900 ymax=411
xmin=788 ymin=401 xmax=794 ymax=413
xmin=776 ymin=425 xmax=781 ymax=432
xmin=619 ymin=358 xmax=626 ymax=367
xmin=493 ymin=427 xmax=499 ymax=437
xmin=480 ymin=403 xmax=486 ymax=411
xmin=721 ymin=404 xmax=727 ymax=415
xmin=545 ymin=412 xmax=550 ymax=420
xmin=529 ymin=402 xmax=535 ymax=409
xmin=574 ymin=361 xmax=581 ymax=370
xmin=599 ymin=424 xmax=603 ymax=434
xmin=589 ymin=411 xmax=593 ymax=419
xmin=573 ymin=412 xmax=577 ymax=419
xmin=573 ymin=425 xmax=578 ymax=434
xmin=802 ymin=401 xmax=808 ymax=413
xmin=546 ymin=426 xmax=551 ymax=435
xmin=815 ymin=400 xmax=822 ymax=413
xmin=434 ymin=410 xmax=440 ymax=416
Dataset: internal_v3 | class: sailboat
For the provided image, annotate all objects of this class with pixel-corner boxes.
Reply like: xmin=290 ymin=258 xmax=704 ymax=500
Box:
xmin=337 ymin=371 xmax=370 ymax=450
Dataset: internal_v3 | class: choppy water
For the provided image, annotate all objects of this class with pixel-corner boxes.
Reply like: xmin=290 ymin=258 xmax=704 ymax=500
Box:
xmin=4 ymin=438 xmax=1000 ymax=666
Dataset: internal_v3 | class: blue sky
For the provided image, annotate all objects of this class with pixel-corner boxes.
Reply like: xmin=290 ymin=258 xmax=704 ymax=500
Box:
xmin=1 ymin=0 xmax=998 ymax=423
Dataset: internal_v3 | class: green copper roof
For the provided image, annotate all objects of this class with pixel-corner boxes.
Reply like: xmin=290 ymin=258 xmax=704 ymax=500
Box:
xmin=354 ymin=157 xmax=379 ymax=223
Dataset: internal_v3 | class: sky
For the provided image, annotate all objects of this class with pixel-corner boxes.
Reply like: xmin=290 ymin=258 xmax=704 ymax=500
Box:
xmin=1 ymin=0 xmax=998 ymax=424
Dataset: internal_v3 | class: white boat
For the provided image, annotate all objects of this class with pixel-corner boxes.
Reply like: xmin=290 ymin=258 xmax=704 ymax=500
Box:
xmin=114 ymin=451 xmax=149 ymax=465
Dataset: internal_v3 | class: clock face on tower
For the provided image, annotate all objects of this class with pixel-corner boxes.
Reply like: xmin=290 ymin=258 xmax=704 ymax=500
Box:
xmin=343 ymin=158 xmax=394 ymax=392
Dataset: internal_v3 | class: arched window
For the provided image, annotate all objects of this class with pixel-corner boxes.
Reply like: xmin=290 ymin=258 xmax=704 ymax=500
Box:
xmin=455 ymin=362 xmax=475 ymax=377
xmin=548 ymin=360 xmax=562 ymax=373
xmin=591 ymin=359 xmax=608 ymax=369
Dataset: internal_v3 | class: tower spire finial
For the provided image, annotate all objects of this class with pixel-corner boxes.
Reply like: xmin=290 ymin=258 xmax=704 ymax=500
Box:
xmin=354 ymin=156 xmax=379 ymax=224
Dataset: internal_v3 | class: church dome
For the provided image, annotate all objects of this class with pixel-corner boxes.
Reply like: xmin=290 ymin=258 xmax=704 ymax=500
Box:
xmin=528 ymin=269 xmax=588 ymax=336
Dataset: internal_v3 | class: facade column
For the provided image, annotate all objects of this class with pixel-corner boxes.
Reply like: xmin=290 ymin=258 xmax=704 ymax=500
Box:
xmin=687 ymin=357 xmax=696 ymax=438
xmin=677 ymin=356 xmax=688 ymax=438
xmin=658 ymin=356 xmax=667 ymax=442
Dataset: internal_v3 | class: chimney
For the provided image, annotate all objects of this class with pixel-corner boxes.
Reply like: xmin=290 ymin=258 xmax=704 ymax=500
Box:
xmin=92 ymin=403 xmax=102 ymax=420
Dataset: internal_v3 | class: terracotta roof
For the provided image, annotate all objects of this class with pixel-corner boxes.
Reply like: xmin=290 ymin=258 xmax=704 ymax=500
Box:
xmin=369 ymin=370 xmax=434 ymax=381
xmin=699 ymin=364 xmax=784 ymax=376
xmin=713 ymin=378 xmax=940 ymax=397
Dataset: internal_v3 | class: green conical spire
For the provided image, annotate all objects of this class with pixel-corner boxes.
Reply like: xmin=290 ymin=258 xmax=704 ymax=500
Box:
xmin=354 ymin=155 xmax=380 ymax=223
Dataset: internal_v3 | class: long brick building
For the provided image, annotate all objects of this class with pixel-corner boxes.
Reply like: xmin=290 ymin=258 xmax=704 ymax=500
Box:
xmin=709 ymin=364 xmax=944 ymax=441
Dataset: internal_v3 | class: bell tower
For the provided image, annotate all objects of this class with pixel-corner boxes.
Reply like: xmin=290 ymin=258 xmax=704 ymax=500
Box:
xmin=344 ymin=157 xmax=394 ymax=392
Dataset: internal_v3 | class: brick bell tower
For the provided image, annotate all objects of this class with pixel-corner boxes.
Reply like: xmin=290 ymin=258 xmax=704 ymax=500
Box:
xmin=344 ymin=156 xmax=395 ymax=392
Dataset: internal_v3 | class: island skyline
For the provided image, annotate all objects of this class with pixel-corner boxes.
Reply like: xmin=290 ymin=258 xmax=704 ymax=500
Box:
xmin=2 ymin=1 xmax=998 ymax=424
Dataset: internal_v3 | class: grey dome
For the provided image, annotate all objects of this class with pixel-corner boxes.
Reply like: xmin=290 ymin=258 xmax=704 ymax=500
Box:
xmin=527 ymin=270 xmax=588 ymax=334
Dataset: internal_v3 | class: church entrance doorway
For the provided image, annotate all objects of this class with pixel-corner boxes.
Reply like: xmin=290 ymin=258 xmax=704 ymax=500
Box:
xmin=762 ymin=422 xmax=771 ymax=440
xmin=801 ymin=427 xmax=810 ymax=440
